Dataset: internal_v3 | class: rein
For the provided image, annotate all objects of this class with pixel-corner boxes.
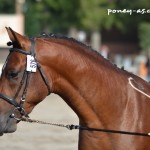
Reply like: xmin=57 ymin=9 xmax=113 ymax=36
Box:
xmin=21 ymin=116 xmax=150 ymax=137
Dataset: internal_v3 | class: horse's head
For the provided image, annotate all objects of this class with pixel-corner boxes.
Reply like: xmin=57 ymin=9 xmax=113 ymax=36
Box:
xmin=0 ymin=27 xmax=50 ymax=135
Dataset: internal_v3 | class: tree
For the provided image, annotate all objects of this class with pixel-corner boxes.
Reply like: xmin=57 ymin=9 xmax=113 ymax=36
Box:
xmin=0 ymin=0 xmax=15 ymax=13
xmin=114 ymin=0 xmax=150 ymax=34
xmin=78 ymin=0 xmax=115 ymax=31
xmin=77 ymin=0 xmax=116 ymax=50
xmin=139 ymin=22 xmax=150 ymax=51
xmin=25 ymin=0 xmax=80 ymax=36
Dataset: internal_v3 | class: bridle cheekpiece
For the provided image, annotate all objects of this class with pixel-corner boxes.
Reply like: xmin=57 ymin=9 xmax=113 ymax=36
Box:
xmin=0 ymin=38 xmax=51 ymax=120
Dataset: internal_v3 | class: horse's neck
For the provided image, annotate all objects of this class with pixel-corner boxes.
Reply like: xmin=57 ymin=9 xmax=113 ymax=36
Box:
xmin=40 ymin=40 xmax=148 ymax=149
xmin=40 ymin=39 xmax=123 ymax=127
xmin=39 ymin=40 xmax=99 ymax=125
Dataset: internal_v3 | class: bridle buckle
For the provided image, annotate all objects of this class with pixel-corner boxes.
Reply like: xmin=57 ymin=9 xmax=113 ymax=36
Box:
xmin=10 ymin=107 xmax=29 ymax=121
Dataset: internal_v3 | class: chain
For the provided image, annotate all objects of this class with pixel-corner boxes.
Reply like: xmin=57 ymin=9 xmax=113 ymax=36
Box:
xmin=21 ymin=116 xmax=77 ymax=130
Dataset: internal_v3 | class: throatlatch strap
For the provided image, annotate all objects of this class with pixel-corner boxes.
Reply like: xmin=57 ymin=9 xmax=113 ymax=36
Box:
xmin=37 ymin=63 xmax=51 ymax=95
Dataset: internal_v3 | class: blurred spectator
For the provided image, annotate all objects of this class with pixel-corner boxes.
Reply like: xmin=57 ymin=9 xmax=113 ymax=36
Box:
xmin=100 ymin=45 xmax=109 ymax=59
xmin=139 ymin=60 xmax=147 ymax=80
xmin=145 ymin=52 xmax=150 ymax=81
xmin=77 ymin=31 xmax=86 ymax=42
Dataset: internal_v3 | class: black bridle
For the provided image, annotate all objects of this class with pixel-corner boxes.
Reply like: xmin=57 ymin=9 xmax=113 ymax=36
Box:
xmin=0 ymin=39 xmax=51 ymax=119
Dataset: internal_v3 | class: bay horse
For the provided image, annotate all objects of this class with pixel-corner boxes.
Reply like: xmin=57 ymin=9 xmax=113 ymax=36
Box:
xmin=0 ymin=27 xmax=150 ymax=150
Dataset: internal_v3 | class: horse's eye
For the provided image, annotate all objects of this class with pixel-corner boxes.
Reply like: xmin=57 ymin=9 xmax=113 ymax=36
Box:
xmin=8 ymin=71 xmax=19 ymax=78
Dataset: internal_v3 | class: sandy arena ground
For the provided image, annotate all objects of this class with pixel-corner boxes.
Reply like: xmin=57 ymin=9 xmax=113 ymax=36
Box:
xmin=0 ymin=94 xmax=79 ymax=150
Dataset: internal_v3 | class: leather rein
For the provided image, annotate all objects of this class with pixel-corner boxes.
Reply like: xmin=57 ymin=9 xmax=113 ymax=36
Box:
xmin=0 ymin=38 xmax=51 ymax=120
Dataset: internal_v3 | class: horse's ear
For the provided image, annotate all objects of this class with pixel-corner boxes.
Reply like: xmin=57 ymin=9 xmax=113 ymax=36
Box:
xmin=5 ymin=27 xmax=29 ymax=48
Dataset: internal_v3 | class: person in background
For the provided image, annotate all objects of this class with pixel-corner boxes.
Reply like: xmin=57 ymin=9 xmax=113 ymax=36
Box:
xmin=145 ymin=52 xmax=150 ymax=82
xmin=100 ymin=45 xmax=109 ymax=59
xmin=139 ymin=59 xmax=147 ymax=80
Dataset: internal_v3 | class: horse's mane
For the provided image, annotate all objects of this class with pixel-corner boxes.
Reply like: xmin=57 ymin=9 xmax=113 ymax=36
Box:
xmin=36 ymin=32 xmax=130 ymax=75
xmin=37 ymin=32 xmax=92 ymax=51
xmin=37 ymin=32 xmax=109 ymax=60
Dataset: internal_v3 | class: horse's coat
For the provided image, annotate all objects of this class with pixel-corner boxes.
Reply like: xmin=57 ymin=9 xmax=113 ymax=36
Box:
xmin=0 ymin=27 xmax=150 ymax=149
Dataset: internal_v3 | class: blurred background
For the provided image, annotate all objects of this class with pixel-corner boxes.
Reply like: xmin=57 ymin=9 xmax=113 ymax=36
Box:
xmin=0 ymin=0 xmax=150 ymax=80
xmin=0 ymin=1 xmax=150 ymax=150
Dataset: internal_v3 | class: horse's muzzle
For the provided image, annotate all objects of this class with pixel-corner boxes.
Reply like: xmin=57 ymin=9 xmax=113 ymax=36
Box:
xmin=0 ymin=116 xmax=17 ymax=136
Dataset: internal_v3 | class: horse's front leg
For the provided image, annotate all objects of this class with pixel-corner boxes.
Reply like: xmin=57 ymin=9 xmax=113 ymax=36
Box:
xmin=78 ymin=130 xmax=114 ymax=150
